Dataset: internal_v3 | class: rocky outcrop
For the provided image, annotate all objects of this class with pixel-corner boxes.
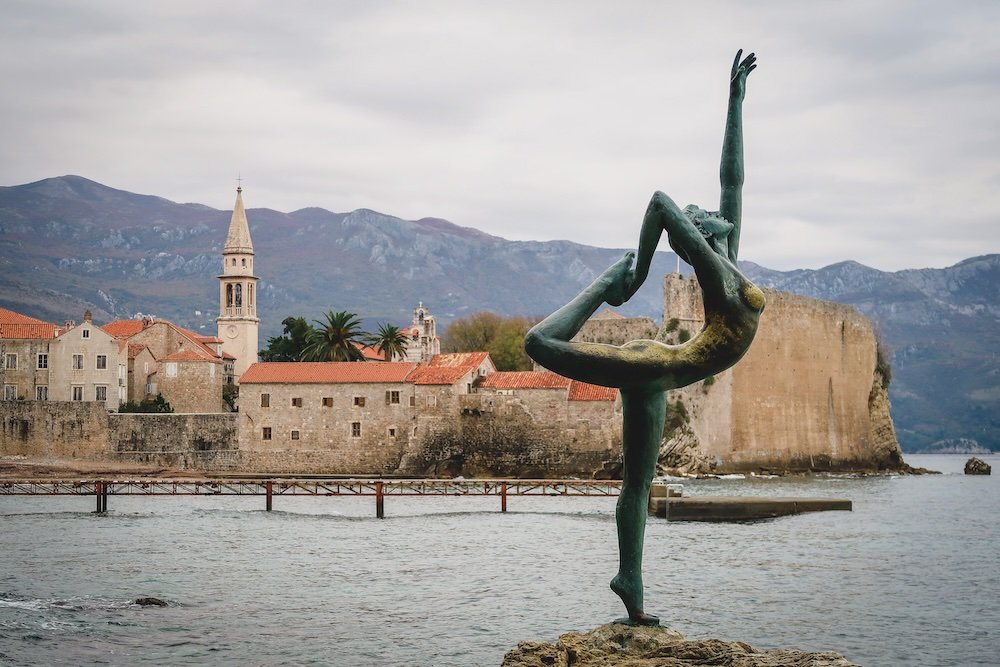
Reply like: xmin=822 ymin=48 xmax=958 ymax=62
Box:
xmin=656 ymin=276 xmax=909 ymax=474
xmin=502 ymin=623 xmax=859 ymax=667
xmin=965 ymin=457 xmax=992 ymax=475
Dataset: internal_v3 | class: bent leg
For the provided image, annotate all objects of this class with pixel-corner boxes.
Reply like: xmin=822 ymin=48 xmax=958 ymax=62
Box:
xmin=524 ymin=252 xmax=641 ymax=387
xmin=610 ymin=387 xmax=665 ymax=625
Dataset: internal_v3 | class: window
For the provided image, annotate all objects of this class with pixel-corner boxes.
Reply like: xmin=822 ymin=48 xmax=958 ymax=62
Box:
xmin=426 ymin=395 xmax=437 ymax=407
xmin=4 ymin=354 xmax=16 ymax=370
xmin=409 ymin=395 xmax=416 ymax=407
xmin=291 ymin=430 xmax=300 ymax=440
xmin=82 ymin=328 xmax=90 ymax=339
xmin=165 ymin=362 xmax=177 ymax=377
xmin=3 ymin=385 xmax=16 ymax=400
xmin=262 ymin=427 xmax=272 ymax=440
xmin=241 ymin=258 xmax=246 ymax=267
xmin=37 ymin=354 xmax=48 ymax=369
xmin=36 ymin=386 xmax=48 ymax=401
xmin=322 ymin=397 xmax=333 ymax=407
xmin=96 ymin=355 xmax=108 ymax=370
xmin=354 ymin=396 xmax=365 ymax=407
xmin=386 ymin=390 xmax=400 ymax=405
xmin=291 ymin=397 xmax=303 ymax=407
xmin=235 ymin=284 xmax=242 ymax=307
xmin=72 ymin=354 xmax=84 ymax=370
xmin=95 ymin=386 xmax=107 ymax=402
xmin=261 ymin=393 xmax=270 ymax=408
xmin=351 ymin=422 xmax=361 ymax=437
xmin=72 ymin=386 xmax=83 ymax=401
xmin=388 ymin=427 xmax=396 ymax=437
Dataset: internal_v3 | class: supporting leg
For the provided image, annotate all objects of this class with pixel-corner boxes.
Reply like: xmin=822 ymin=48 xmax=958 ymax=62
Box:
xmin=610 ymin=388 xmax=666 ymax=625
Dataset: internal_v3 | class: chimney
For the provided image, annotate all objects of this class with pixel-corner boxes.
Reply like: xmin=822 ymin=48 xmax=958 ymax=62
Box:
xmin=64 ymin=320 xmax=76 ymax=330
xmin=83 ymin=309 xmax=92 ymax=323
xmin=141 ymin=316 xmax=152 ymax=329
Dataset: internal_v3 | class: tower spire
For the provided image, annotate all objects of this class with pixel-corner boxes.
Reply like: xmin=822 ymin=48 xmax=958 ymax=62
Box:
xmin=224 ymin=185 xmax=254 ymax=254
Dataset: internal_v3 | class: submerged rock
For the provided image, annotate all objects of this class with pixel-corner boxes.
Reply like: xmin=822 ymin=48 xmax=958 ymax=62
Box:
xmin=964 ymin=457 xmax=992 ymax=475
xmin=134 ymin=597 xmax=168 ymax=607
xmin=502 ymin=622 xmax=859 ymax=667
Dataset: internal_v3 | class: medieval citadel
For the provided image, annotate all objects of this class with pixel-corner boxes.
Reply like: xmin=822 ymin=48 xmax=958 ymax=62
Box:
xmin=0 ymin=188 xmax=907 ymax=476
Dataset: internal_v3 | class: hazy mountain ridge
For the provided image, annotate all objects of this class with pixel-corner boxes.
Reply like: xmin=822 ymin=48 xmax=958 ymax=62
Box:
xmin=1 ymin=175 xmax=996 ymax=452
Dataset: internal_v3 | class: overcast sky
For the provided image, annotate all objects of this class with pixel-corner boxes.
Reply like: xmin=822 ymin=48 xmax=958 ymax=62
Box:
xmin=2 ymin=1 xmax=998 ymax=271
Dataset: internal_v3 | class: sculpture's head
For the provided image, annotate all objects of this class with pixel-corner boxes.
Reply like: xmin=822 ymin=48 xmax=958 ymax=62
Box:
xmin=670 ymin=205 xmax=734 ymax=265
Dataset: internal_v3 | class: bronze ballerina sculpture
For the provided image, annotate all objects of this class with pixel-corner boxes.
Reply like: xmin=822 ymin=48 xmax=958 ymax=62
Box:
xmin=524 ymin=50 xmax=762 ymax=625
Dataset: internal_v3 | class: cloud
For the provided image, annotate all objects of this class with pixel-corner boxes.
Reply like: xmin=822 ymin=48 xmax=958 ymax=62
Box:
xmin=1 ymin=0 xmax=998 ymax=271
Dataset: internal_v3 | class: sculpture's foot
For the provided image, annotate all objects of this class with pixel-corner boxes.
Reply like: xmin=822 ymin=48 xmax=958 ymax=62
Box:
xmin=600 ymin=252 xmax=635 ymax=307
xmin=610 ymin=572 xmax=658 ymax=626
xmin=613 ymin=613 xmax=660 ymax=627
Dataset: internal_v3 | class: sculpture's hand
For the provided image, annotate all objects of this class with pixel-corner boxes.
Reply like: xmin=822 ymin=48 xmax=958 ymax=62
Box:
xmin=729 ymin=49 xmax=756 ymax=101
xmin=602 ymin=252 xmax=635 ymax=307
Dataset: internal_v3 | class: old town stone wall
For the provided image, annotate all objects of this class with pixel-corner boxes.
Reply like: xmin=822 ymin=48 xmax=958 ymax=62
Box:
xmin=0 ymin=400 xmax=109 ymax=459
xmin=108 ymin=413 xmax=238 ymax=469
xmin=658 ymin=276 xmax=906 ymax=474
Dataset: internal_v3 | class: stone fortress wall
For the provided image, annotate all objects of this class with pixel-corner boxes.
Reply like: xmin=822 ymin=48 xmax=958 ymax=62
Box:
xmin=658 ymin=273 xmax=903 ymax=474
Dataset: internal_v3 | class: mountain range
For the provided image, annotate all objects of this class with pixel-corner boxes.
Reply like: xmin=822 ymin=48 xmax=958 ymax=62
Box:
xmin=1 ymin=175 xmax=996 ymax=452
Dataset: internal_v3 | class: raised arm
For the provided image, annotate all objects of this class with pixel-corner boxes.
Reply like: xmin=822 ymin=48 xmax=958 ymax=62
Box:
xmin=718 ymin=49 xmax=756 ymax=263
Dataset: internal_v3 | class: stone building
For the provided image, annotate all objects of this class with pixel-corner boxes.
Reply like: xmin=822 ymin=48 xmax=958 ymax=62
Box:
xmin=48 ymin=312 xmax=123 ymax=409
xmin=237 ymin=361 xmax=421 ymax=474
xmin=216 ymin=186 xmax=259 ymax=380
xmin=101 ymin=318 xmax=226 ymax=412
xmin=1 ymin=307 xmax=122 ymax=409
xmin=0 ymin=307 xmax=61 ymax=402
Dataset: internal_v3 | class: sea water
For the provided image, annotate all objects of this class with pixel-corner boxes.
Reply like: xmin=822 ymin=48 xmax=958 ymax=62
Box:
xmin=1 ymin=454 xmax=997 ymax=666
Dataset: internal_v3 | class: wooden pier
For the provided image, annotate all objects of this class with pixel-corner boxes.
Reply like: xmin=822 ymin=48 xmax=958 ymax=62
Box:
xmin=0 ymin=478 xmax=623 ymax=517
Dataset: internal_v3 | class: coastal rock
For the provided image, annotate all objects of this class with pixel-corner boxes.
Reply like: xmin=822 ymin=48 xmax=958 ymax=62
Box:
xmin=501 ymin=623 xmax=859 ymax=667
xmin=134 ymin=597 xmax=168 ymax=607
xmin=964 ymin=457 xmax=992 ymax=475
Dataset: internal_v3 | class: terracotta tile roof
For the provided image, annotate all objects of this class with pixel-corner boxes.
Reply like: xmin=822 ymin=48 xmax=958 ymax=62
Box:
xmin=0 ymin=307 xmax=58 ymax=339
xmin=103 ymin=318 xmax=222 ymax=363
xmin=101 ymin=319 xmax=150 ymax=339
xmin=357 ymin=343 xmax=388 ymax=361
xmin=409 ymin=351 xmax=492 ymax=385
xmin=222 ymin=352 xmax=236 ymax=360
xmin=480 ymin=371 xmax=570 ymax=390
xmin=240 ymin=361 xmax=419 ymax=384
xmin=568 ymin=380 xmax=618 ymax=402
xmin=426 ymin=351 xmax=490 ymax=368
xmin=196 ymin=335 xmax=223 ymax=344
xmin=160 ymin=349 xmax=222 ymax=363
xmin=127 ymin=343 xmax=147 ymax=359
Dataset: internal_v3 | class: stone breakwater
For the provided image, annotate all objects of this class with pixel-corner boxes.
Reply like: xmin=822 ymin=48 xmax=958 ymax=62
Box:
xmin=502 ymin=623 xmax=859 ymax=667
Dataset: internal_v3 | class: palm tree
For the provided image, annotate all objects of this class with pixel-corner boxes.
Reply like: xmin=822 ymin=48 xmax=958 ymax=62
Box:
xmin=301 ymin=310 xmax=369 ymax=361
xmin=368 ymin=323 xmax=409 ymax=361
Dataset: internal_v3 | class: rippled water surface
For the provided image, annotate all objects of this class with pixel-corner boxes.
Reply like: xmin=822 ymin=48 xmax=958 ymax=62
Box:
xmin=2 ymin=454 xmax=998 ymax=666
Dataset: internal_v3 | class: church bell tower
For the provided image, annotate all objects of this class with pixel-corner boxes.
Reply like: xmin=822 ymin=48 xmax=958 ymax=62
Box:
xmin=217 ymin=185 xmax=259 ymax=380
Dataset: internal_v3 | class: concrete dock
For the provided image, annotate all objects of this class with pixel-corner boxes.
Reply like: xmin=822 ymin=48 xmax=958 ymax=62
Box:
xmin=650 ymin=495 xmax=852 ymax=522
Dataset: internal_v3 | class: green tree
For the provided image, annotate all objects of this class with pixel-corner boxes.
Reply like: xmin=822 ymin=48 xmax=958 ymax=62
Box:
xmin=302 ymin=310 xmax=369 ymax=361
xmin=260 ymin=316 xmax=314 ymax=361
xmin=443 ymin=311 xmax=538 ymax=371
xmin=368 ymin=323 xmax=409 ymax=361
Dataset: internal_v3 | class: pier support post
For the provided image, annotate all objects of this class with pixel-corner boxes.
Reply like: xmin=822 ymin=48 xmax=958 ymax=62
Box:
xmin=501 ymin=482 xmax=508 ymax=513
xmin=265 ymin=482 xmax=273 ymax=512
xmin=94 ymin=481 xmax=108 ymax=513
xmin=375 ymin=481 xmax=384 ymax=519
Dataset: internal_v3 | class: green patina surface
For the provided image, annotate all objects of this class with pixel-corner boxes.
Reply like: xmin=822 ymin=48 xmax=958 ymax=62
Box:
xmin=524 ymin=50 xmax=763 ymax=626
